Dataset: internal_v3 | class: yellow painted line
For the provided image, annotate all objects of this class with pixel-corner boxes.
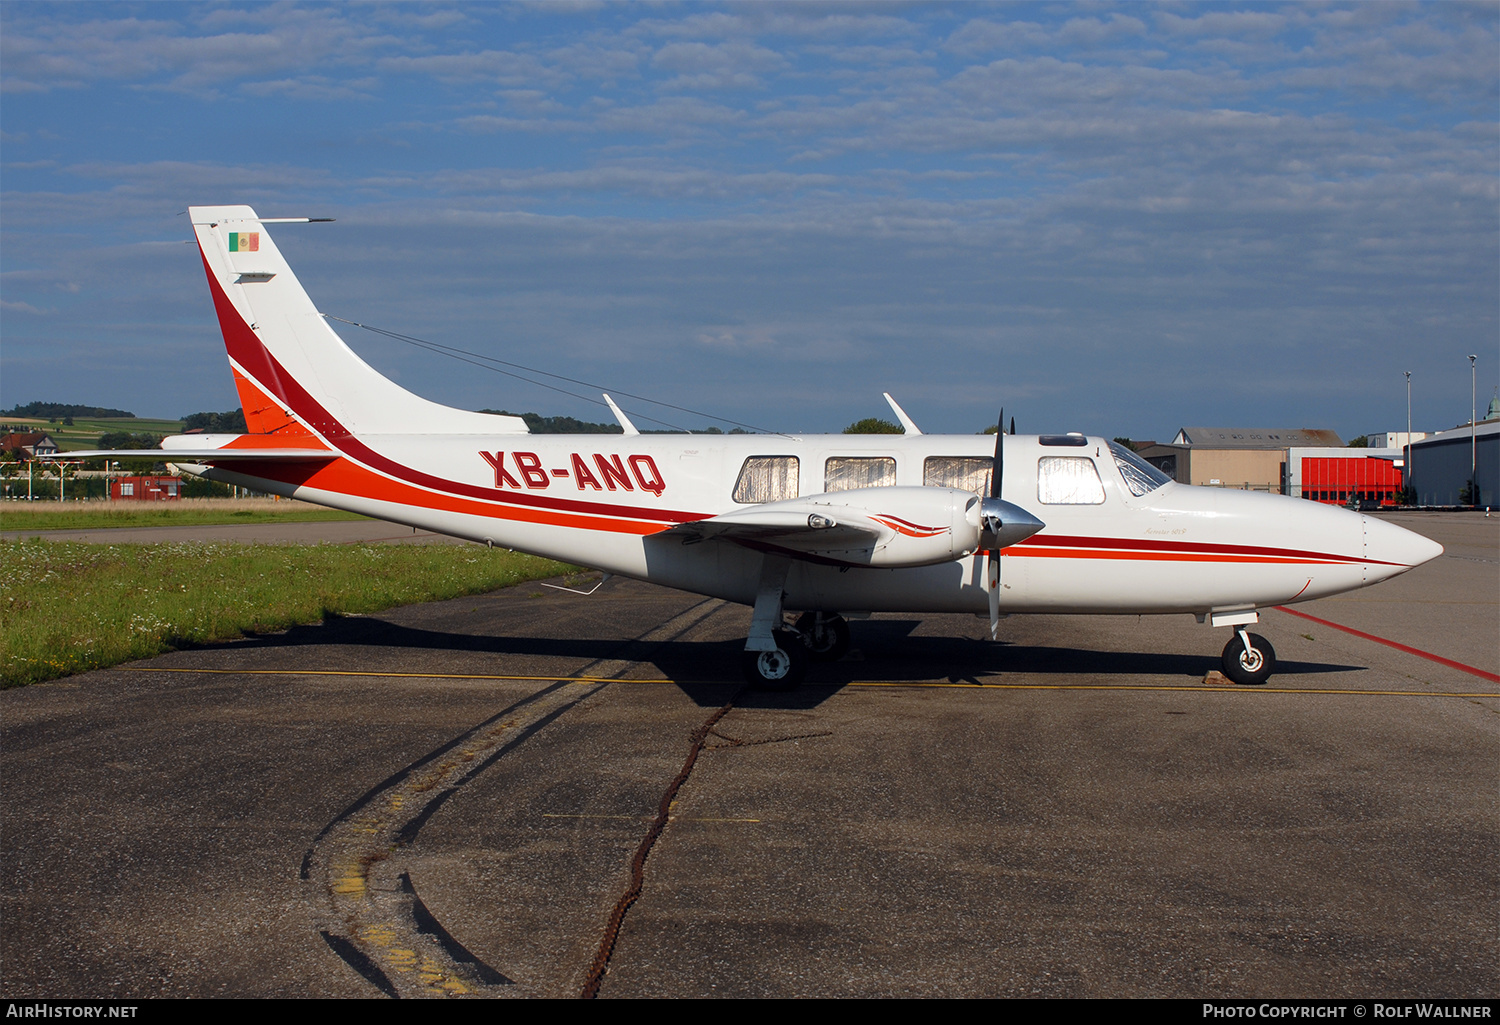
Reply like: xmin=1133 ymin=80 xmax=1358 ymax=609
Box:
xmin=842 ymin=680 xmax=1500 ymax=698
xmin=121 ymin=666 xmax=671 ymax=684
xmin=116 ymin=666 xmax=1499 ymax=698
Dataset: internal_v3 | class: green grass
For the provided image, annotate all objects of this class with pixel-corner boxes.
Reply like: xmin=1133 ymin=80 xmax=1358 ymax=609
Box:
xmin=1 ymin=498 xmax=370 ymax=531
xmin=2 ymin=416 xmax=185 ymax=451
xmin=1 ymin=539 xmax=579 ymax=687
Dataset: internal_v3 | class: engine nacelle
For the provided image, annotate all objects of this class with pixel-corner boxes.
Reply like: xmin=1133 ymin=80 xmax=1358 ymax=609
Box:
xmin=677 ymin=486 xmax=1045 ymax=569
xmin=771 ymin=486 xmax=983 ymax=568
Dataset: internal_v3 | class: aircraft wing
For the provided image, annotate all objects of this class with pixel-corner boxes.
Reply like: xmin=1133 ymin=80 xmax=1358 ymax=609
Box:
xmin=662 ymin=487 xmax=980 ymax=568
xmin=666 ymin=503 xmax=881 ymax=555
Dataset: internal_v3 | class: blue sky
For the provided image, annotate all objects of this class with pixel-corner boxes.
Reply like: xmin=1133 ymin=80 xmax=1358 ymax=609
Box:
xmin=2 ymin=1 xmax=1496 ymax=439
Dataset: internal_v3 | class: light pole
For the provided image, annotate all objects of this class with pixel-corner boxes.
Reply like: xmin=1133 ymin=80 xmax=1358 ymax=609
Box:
xmin=1405 ymin=370 xmax=1412 ymax=501
xmin=1470 ymin=355 xmax=1478 ymax=504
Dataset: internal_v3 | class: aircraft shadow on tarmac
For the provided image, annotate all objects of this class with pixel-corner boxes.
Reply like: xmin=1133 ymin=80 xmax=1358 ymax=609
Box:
xmin=201 ymin=614 xmax=1363 ymax=709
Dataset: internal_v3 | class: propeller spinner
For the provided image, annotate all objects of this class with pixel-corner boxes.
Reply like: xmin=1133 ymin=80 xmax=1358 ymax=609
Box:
xmin=980 ymin=409 xmax=1044 ymax=639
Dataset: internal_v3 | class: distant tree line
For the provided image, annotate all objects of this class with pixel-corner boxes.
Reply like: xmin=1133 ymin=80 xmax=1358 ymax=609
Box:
xmin=844 ymin=418 xmax=902 ymax=434
xmin=0 ymin=403 xmax=245 ymax=433
xmin=96 ymin=432 xmax=165 ymax=451
xmin=479 ymin=409 xmax=749 ymax=435
xmin=480 ymin=409 xmax=624 ymax=434
xmin=182 ymin=409 xmax=247 ymax=433
xmin=2 ymin=401 xmax=135 ymax=418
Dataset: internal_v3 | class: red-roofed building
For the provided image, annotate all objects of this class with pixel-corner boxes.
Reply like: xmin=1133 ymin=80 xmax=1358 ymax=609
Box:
xmin=1 ymin=433 xmax=59 ymax=458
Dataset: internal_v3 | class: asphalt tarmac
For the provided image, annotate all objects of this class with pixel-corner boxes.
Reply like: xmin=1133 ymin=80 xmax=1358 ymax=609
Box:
xmin=2 ymin=512 xmax=1495 ymax=998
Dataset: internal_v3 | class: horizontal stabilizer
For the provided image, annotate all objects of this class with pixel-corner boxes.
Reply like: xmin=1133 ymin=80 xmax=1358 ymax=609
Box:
xmin=53 ymin=432 xmax=338 ymax=462
xmin=55 ymin=448 xmax=337 ymax=462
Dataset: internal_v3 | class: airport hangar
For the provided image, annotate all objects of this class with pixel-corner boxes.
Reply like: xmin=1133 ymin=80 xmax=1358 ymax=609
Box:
xmin=1408 ymin=416 xmax=1499 ymax=508
xmin=1134 ymin=428 xmax=1401 ymax=507
xmin=1135 ymin=423 xmax=1498 ymax=509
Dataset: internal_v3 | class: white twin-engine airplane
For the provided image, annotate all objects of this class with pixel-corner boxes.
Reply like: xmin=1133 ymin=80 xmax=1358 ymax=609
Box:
xmin=82 ymin=206 xmax=1444 ymax=689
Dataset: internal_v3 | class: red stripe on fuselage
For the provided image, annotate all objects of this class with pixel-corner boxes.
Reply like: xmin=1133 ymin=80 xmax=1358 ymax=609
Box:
xmin=1010 ymin=532 xmax=1393 ymax=567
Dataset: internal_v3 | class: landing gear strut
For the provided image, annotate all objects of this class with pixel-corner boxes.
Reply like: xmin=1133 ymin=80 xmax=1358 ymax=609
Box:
xmin=742 ymin=554 xmax=807 ymax=689
xmin=795 ymin=612 xmax=850 ymax=663
xmin=1221 ymin=629 xmax=1276 ymax=686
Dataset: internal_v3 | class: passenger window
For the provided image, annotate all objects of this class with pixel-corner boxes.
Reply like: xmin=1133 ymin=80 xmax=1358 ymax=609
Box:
xmin=923 ymin=456 xmax=992 ymax=494
xmin=824 ymin=456 xmax=896 ymax=493
xmin=1037 ymin=457 xmax=1105 ymax=505
xmin=733 ymin=456 xmax=799 ymax=504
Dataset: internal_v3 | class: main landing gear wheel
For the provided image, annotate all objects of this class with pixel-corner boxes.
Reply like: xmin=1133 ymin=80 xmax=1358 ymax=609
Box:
xmin=742 ymin=629 xmax=808 ymax=691
xmin=795 ymin=612 xmax=850 ymax=663
xmin=1222 ymin=632 xmax=1276 ymax=686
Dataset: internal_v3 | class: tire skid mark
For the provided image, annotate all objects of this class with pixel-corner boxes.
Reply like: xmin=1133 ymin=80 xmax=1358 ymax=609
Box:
xmin=303 ymin=597 xmax=727 ymax=998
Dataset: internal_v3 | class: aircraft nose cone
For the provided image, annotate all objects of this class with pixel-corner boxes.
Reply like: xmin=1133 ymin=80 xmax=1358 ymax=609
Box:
xmin=1362 ymin=515 xmax=1443 ymax=580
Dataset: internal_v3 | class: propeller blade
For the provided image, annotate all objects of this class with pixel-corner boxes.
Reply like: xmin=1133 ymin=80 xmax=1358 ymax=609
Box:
xmin=991 ymin=408 xmax=1004 ymax=500
xmin=983 ymin=405 xmax=1026 ymax=641
xmin=987 ymin=551 xmax=1001 ymax=640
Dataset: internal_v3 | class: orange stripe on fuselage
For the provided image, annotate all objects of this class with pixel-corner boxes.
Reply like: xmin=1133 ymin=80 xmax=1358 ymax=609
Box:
xmin=220 ymin=454 xmax=671 ymax=536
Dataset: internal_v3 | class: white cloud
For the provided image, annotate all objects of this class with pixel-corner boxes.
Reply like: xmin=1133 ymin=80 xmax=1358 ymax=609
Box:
xmin=0 ymin=9 xmax=404 ymax=93
xmin=378 ymin=49 xmax=569 ymax=89
xmin=1 ymin=299 xmax=51 ymax=315
xmin=1155 ymin=10 xmax=1289 ymax=39
xmin=651 ymin=40 xmax=787 ymax=91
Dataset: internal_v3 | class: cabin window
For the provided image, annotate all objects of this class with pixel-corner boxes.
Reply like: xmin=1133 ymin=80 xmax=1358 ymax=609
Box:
xmin=733 ymin=456 xmax=799 ymax=504
xmin=1108 ymin=441 xmax=1171 ymax=497
xmin=824 ymin=456 xmax=896 ymax=493
xmin=1037 ymin=457 xmax=1105 ymax=505
xmin=923 ymin=456 xmax=992 ymax=494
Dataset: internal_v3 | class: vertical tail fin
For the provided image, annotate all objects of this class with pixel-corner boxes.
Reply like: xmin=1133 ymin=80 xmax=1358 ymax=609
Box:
xmin=189 ymin=205 xmax=527 ymax=437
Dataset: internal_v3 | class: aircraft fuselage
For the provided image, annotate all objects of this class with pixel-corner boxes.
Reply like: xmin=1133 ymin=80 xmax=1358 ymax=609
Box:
xmin=174 ymin=429 xmax=1436 ymax=620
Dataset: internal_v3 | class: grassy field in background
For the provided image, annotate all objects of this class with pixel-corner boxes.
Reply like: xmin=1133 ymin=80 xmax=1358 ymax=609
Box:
xmin=1 ymin=416 xmax=185 ymax=451
xmin=1 ymin=539 xmax=578 ymax=687
xmin=1 ymin=498 xmax=370 ymax=531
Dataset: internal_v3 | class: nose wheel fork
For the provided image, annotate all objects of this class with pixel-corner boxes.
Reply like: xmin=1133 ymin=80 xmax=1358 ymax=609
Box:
xmin=1222 ymin=628 xmax=1276 ymax=686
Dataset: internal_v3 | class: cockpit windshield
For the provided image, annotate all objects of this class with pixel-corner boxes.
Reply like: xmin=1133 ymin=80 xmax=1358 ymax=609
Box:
xmin=1108 ymin=441 xmax=1172 ymax=497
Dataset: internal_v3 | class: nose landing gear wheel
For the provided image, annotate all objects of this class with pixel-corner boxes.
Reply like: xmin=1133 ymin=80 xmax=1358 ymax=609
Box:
xmin=1222 ymin=632 xmax=1276 ymax=686
xmin=742 ymin=629 xmax=808 ymax=690
xmin=794 ymin=612 xmax=850 ymax=662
